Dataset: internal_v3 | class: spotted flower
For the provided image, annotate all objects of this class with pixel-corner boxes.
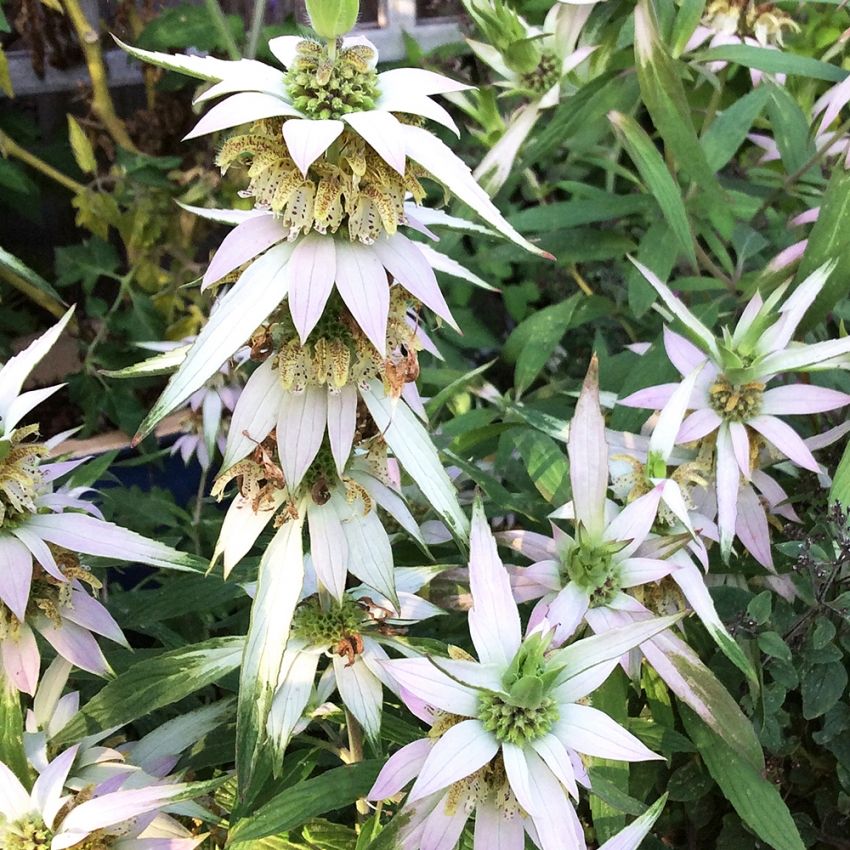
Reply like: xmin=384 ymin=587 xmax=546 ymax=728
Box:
xmin=210 ymin=445 xmax=425 ymax=602
xmin=368 ymin=499 xmax=671 ymax=850
xmin=267 ymin=563 xmax=444 ymax=758
xmin=117 ymin=35 xmax=546 ymax=259
xmin=0 ymin=311 xmax=204 ymax=694
xmin=500 ymin=358 xmax=749 ymax=682
xmin=619 ymin=261 xmax=850 ymax=561
xmin=0 ymin=745 xmax=204 ymax=850
xmin=684 ymin=0 xmax=799 ymax=79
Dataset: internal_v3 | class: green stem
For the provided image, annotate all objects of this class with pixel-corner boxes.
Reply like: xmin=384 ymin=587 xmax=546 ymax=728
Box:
xmin=245 ymin=0 xmax=268 ymax=60
xmin=62 ymin=0 xmax=138 ymax=151
xmin=0 ymin=129 xmax=85 ymax=194
xmin=344 ymin=710 xmax=370 ymax=818
xmin=83 ymin=274 xmax=131 ymax=374
xmin=204 ymin=0 xmax=241 ymax=60
xmin=191 ymin=466 xmax=210 ymax=555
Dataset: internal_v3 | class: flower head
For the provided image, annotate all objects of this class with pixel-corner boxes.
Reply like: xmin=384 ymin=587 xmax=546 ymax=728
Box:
xmin=267 ymin=564 xmax=444 ymax=759
xmin=0 ymin=313 xmax=204 ymax=693
xmin=0 ymin=747 xmax=204 ymax=850
xmin=368 ymin=498 xmax=673 ymax=850
xmin=620 ymin=261 xmax=850 ymax=561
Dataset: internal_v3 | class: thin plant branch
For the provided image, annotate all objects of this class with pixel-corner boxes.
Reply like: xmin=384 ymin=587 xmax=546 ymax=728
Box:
xmin=245 ymin=0 xmax=269 ymax=60
xmin=62 ymin=0 xmax=138 ymax=152
xmin=0 ymin=129 xmax=85 ymax=194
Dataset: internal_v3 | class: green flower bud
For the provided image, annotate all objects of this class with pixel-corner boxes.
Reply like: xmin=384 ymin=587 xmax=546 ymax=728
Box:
xmin=306 ymin=0 xmax=360 ymax=40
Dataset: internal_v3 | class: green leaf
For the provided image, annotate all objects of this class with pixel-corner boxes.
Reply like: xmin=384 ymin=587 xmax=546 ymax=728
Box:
xmin=648 ymin=632 xmax=764 ymax=769
xmin=508 ymin=195 xmax=652 ymax=232
xmin=634 ymin=1 xmax=724 ymax=205
xmin=227 ymin=762 xmax=383 ymax=844
xmin=701 ymin=86 xmax=771 ymax=171
xmin=746 ymin=591 xmax=772 ymax=626
xmin=797 ymin=167 xmax=850 ymax=333
xmin=55 ymin=238 xmax=121 ymax=290
xmin=136 ymin=6 xmax=244 ymax=54
xmin=681 ymin=707 xmax=805 ymax=850
xmin=0 ymin=159 xmax=32 ymax=195
xmin=609 ymin=111 xmax=696 ymax=265
xmin=758 ymin=631 xmax=791 ymax=663
xmin=102 ymin=345 xmax=191 ymax=379
xmin=425 ymin=360 xmax=495 ymax=418
xmin=53 ymin=637 xmax=243 ymax=746
xmin=699 ymin=45 xmax=848 ymax=82
xmin=0 ymin=686 xmax=29 ymax=786
xmin=671 ymin=0 xmax=706 ymax=57
xmin=587 ymin=769 xmax=647 ymax=817
xmin=589 ymin=670 xmax=629 ymax=840
xmin=627 ymin=221 xmax=679 ymax=317
xmin=521 ymin=72 xmax=632 ymax=170
xmin=765 ymin=85 xmax=811 ymax=173
xmin=512 ymin=428 xmax=570 ymax=504
xmin=67 ymin=115 xmax=97 ymax=175
xmin=0 ymin=245 xmax=66 ymax=307
xmin=508 ymin=295 xmax=580 ymax=394
xmin=802 ymin=662 xmax=848 ymax=720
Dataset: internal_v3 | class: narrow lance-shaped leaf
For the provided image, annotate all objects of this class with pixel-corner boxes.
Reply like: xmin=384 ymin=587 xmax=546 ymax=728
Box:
xmin=609 ymin=111 xmax=696 ymax=266
xmin=680 ymin=707 xmax=805 ymax=850
xmin=102 ymin=345 xmax=190 ymax=379
xmin=797 ymin=167 xmax=850 ymax=333
xmin=53 ymin=637 xmax=243 ymax=746
xmin=634 ymin=1 xmax=725 ymax=204
xmin=598 ymin=793 xmax=669 ymax=850
xmin=227 ymin=762 xmax=383 ymax=844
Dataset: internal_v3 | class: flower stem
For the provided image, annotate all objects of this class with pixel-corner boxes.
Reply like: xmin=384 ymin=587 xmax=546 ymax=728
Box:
xmin=344 ymin=710 xmax=370 ymax=817
xmin=191 ymin=466 xmax=209 ymax=555
xmin=245 ymin=0 xmax=268 ymax=60
xmin=61 ymin=0 xmax=138 ymax=152
xmin=203 ymin=0 xmax=242 ymax=61
xmin=0 ymin=129 xmax=85 ymax=194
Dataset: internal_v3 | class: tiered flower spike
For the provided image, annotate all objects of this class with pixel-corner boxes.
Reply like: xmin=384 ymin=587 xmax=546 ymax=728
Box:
xmin=117 ymin=0 xmax=551 ymax=795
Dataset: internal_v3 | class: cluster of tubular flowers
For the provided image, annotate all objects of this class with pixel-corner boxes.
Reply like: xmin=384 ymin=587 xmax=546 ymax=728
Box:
xmin=265 ymin=562 xmax=445 ymax=759
xmin=1 ymin=657 xmax=220 ymax=850
xmin=499 ymin=356 xmax=759 ymax=739
xmin=617 ymin=261 xmax=850 ymax=571
xmin=115 ymin=16 xmax=549 ymax=773
xmin=368 ymin=499 xmax=674 ymax=850
xmin=687 ymin=0 xmax=799 ymax=51
xmin=461 ymin=1 xmax=600 ymax=192
xmin=0 ymin=311 xmax=204 ymax=694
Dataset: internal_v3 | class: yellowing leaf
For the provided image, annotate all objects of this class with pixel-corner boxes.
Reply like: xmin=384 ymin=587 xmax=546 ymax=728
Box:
xmin=67 ymin=115 xmax=97 ymax=174
xmin=39 ymin=0 xmax=64 ymax=12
